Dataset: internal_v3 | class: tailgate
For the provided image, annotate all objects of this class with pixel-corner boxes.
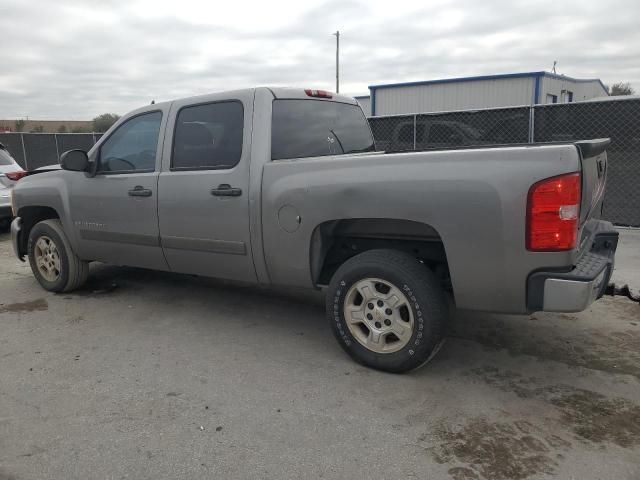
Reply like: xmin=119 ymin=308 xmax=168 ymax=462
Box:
xmin=576 ymin=139 xmax=609 ymax=225
xmin=575 ymin=139 xmax=610 ymax=253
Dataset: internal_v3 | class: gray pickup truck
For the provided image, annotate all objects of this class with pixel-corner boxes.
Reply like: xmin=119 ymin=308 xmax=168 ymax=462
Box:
xmin=9 ymin=87 xmax=618 ymax=372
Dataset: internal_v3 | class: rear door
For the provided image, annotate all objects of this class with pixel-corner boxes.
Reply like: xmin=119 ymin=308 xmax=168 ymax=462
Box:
xmin=157 ymin=91 xmax=257 ymax=282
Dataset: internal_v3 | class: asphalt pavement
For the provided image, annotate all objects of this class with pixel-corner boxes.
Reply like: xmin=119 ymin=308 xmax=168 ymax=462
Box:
xmin=0 ymin=230 xmax=639 ymax=480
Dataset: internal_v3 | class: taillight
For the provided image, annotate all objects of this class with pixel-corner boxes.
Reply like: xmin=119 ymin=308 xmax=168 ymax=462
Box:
xmin=304 ymin=89 xmax=333 ymax=99
xmin=527 ymin=172 xmax=581 ymax=251
xmin=5 ymin=171 xmax=27 ymax=181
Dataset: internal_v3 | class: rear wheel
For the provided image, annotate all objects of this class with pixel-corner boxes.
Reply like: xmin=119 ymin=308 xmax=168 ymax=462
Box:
xmin=326 ymin=249 xmax=448 ymax=373
xmin=27 ymin=219 xmax=89 ymax=292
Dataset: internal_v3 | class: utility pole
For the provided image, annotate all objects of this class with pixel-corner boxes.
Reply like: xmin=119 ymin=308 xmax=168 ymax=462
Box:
xmin=333 ymin=30 xmax=340 ymax=93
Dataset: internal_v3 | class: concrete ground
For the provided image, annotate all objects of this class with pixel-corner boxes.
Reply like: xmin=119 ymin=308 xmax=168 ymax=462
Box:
xmin=0 ymin=230 xmax=638 ymax=480
xmin=611 ymin=228 xmax=640 ymax=298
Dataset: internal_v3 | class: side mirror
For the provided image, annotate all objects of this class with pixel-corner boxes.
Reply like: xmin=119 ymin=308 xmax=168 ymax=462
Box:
xmin=60 ymin=149 xmax=89 ymax=172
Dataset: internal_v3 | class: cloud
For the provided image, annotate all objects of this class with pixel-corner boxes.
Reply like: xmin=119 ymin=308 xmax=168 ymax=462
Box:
xmin=0 ymin=0 xmax=638 ymax=118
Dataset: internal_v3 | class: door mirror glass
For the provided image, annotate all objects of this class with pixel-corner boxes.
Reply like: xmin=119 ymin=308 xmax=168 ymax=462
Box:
xmin=60 ymin=149 xmax=89 ymax=172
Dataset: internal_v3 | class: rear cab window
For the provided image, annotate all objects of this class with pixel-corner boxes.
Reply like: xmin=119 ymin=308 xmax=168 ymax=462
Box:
xmin=271 ymin=100 xmax=375 ymax=160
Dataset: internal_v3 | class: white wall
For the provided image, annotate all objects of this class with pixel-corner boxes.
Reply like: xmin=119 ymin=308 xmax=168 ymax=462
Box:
xmin=540 ymin=76 xmax=607 ymax=103
xmin=372 ymin=77 xmax=536 ymax=116
xmin=355 ymin=96 xmax=371 ymax=116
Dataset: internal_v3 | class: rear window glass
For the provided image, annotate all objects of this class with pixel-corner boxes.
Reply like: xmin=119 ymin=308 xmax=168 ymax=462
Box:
xmin=172 ymin=101 xmax=244 ymax=170
xmin=271 ymin=100 xmax=375 ymax=160
xmin=0 ymin=147 xmax=15 ymax=166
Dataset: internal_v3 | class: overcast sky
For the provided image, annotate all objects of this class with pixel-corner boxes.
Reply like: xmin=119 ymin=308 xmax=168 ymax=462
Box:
xmin=1 ymin=0 xmax=638 ymax=119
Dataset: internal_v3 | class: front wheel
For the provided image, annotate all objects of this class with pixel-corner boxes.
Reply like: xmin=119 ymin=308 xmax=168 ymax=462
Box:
xmin=27 ymin=219 xmax=89 ymax=292
xmin=326 ymin=249 xmax=448 ymax=373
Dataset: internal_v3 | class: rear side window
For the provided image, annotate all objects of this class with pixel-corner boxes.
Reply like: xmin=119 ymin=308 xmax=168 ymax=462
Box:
xmin=0 ymin=147 xmax=15 ymax=166
xmin=271 ymin=100 xmax=375 ymax=160
xmin=172 ymin=101 xmax=244 ymax=170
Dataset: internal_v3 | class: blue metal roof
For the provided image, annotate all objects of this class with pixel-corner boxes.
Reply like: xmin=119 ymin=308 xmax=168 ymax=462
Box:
xmin=368 ymin=71 xmax=606 ymax=91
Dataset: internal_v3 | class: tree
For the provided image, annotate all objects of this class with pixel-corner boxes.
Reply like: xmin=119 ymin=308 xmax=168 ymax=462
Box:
xmin=608 ymin=82 xmax=635 ymax=96
xmin=57 ymin=125 xmax=68 ymax=133
xmin=92 ymin=113 xmax=120 ymax=132
xmin=31 ymin=125 xmax=44 ymax=133
xmin=14 ymin=119 xmax=26 ymax=132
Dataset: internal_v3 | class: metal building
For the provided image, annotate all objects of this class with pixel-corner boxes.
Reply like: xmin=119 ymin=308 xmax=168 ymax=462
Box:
xmin=366 ymin=71 xmax=608 ymax=116
xmin=354 ymin=95 xmax=371 ymax=116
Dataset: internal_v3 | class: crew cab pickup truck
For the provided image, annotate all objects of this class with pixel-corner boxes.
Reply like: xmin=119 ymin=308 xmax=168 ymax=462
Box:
xmin=9 ymin=87 xmax=618 ymax=372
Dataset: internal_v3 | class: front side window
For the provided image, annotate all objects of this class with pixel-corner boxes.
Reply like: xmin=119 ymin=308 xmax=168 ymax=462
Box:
xmin=98 ymin=111 xmax=162 ymax=173
xmin=172 ymin=101 xmax=244 ymax=170
xmin=271 ymin=100 xmax=375 ymax=160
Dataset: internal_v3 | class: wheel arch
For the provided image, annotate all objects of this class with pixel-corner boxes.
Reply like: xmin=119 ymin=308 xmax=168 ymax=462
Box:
xmin=309 ymin=218 xmax=452 ymax=296
xmin=15 ymin=205 xmax=61 ymax=258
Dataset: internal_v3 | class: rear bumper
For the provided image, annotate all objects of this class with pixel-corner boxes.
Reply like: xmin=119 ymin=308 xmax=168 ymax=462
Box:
xmin=527 ymin=221 xmax=618 ymax=313
xmin=11 ymin=217 xmax=24 ymax=261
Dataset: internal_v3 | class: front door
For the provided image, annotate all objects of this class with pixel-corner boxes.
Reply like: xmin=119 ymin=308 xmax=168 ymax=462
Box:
xmin=69 ymin=109 xmax=168 ymax=270
xmin=157 ymin=93 xmax=257 ymax=283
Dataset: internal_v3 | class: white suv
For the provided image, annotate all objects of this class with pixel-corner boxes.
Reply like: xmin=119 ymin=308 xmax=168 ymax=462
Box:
xmin=0 ymin=143 xmax=25 ymax=231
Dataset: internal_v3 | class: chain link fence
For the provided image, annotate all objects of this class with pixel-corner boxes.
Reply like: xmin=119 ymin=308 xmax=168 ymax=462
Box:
xmin=533 ymin=100 xmax=640 ymax=227
xmin=1 ymin=98 xmax=638 ymax=225
xmin=369 ymin=106 xmax=532 ymax=152
xmin=0 ymin=133 xmax=102 ymax=170
xmin=369 ymin=98 xmax=640 ymax=227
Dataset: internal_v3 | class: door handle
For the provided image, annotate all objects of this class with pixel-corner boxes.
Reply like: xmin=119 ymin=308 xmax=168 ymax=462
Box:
xmin=211 ymin=184 xmax=242 ymax=197
xmin=128 ymin=186 xmax=152 ymax=197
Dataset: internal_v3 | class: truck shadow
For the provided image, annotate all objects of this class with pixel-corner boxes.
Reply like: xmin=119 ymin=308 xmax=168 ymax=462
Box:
xmin=446 ymin=298 xmax=640 ymax=379
xmin=73 ymin=262 xmax=640 ymax=380
xmin=77 ymin=262 xmax=325 ymax=307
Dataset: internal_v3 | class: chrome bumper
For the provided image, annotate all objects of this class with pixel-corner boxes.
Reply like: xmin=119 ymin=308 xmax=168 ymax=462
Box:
xmin=527 ymin=221 xmax=618 ymax=313
xmin=542 ymin=269 xmax=609 ymax=312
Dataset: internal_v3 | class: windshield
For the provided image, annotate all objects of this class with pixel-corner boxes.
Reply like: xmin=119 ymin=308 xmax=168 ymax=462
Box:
xmin=271 ymin=99 xmax=375 ymax=160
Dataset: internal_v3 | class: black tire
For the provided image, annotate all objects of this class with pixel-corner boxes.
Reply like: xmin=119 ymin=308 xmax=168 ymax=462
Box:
xmin=326 ymin=249 xmax=448 ymax=373
xmin=27 ymin=219 xmax=89 ymax=292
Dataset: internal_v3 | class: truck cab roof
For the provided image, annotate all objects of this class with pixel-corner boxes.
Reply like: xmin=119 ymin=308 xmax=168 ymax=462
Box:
xmin=131 ymin=87 xmax=358 ymax=114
